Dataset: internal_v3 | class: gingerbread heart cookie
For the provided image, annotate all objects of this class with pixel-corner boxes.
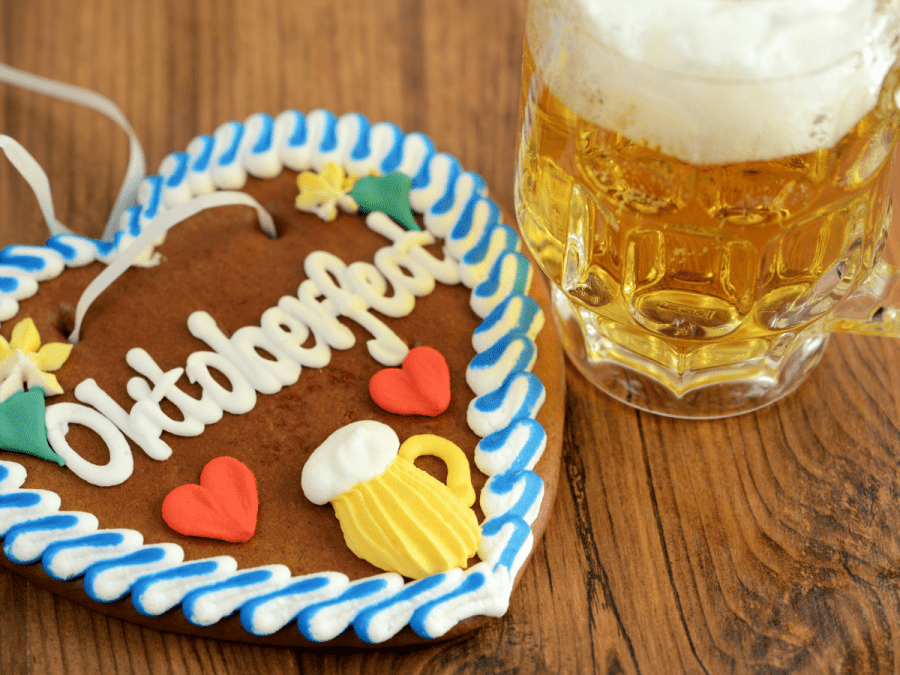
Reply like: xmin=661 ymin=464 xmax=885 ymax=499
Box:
xmin=0 ymin=109 xmax=565 ymax=647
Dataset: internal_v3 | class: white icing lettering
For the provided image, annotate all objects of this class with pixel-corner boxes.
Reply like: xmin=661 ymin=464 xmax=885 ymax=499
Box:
xmin=126 ymin=372 xmax=205 ymax=437
xmin=374 ymin=246 xmax=433 ymax=298
xmin=305 ymin=252 xmax=369 ymax=318
xmin=345 ymin=262 xmax=411 ymax=318
xmin=128 ymin=401 xmax=168 ymax=455
xmin=304 ymin=251 xmax=409 ymax=366
xmin=45 ymin=401 xmax=134 ymax=486
xmin=365 ymin=211 xmax=409 ymax=242
xmin=74 ymin=379 xmax=173 ymax=461
xmin=185 ymin=311 xmax=310 ymax=396
xmin=345 ymin=306 xmax=409 ymax=366
xmin=293 ymin=280 xmax=356 ymax=350
xmin=64 ymin=219 xmax=478 ymax=484
xmin=394 ymin=231 xmax=460 ymax=287
xmin=231 ymin=325 xmax=302 ymax=389
xmin=187 ymin=311 xmax=275 ymax=394
xmin=125 ymin=348 xmax=223 ymax=425
xmin=184 ymin=350 xmax=256 ymax=415
xmin=366 ymin=212 xmax=460 ymax=285
xmin=264 ymin=304 xmax=332 ymax=368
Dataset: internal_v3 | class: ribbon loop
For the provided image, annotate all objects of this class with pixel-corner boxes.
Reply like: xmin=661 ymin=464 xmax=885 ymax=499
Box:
xmin=0 ymin=136 xmax=68 ymax=237
xmin=0 ymin=62 xmax=146 ymax=241
xmin=68 ymin=192 xmax=276 ymax=343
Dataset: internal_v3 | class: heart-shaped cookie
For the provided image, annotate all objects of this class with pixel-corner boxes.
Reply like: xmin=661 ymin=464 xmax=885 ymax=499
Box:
xmin=0 ymin=108 xmax=565 ymax=647
xmin=162 ymin=456 xmax=258 ymax=542
xmin=369 ymin=346 xmax=451 ymax=416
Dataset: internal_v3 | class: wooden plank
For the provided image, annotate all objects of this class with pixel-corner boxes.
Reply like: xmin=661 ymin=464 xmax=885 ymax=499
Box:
xmin=2 ymin=0 xmax=900 ymax=673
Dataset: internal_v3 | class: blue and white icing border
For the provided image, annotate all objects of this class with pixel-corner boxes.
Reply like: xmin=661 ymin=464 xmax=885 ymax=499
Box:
xmin=0 ymin=110 xmax=550 ymax=643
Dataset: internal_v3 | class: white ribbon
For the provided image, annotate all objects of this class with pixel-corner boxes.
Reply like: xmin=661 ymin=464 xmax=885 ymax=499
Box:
xmin=69 ymin=191 xmax=277 ymax=343
xmin=0 ymin=62 xmax=146 ymax=242
xmin=0 ymin=63 xmax=279 ymax=343
xmin=0 ymin=135 xmax=68 ymax=236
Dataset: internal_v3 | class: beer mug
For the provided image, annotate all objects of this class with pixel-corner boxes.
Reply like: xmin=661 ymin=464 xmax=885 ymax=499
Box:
xmin=301 ymin=421 xmax=480 ymax=579
xmin=515 ymin=0 xmax=900 ymax=417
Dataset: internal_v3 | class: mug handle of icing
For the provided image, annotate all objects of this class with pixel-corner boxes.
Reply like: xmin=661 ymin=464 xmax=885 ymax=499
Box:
xmin=398 ymin=435 xmax=476 ymax=507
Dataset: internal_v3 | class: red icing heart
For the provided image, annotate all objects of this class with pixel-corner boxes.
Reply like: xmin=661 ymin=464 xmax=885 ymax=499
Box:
xmin=162 ymin=457 xmax=258 ymax=542
xmin=369 ymin=346 xmax=451 ymax=416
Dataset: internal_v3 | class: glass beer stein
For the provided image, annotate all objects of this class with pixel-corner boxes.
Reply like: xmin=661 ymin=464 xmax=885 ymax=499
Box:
xmin=515 ymin=0 xmax=900 ymax=418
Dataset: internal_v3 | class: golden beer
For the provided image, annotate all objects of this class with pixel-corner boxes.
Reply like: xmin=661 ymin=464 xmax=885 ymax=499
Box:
xmin=515 ymin=0 xmax=900 ymax=416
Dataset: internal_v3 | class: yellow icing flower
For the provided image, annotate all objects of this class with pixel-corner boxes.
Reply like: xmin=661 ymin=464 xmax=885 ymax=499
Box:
xmin=295 ymin=162 xmax=359 ymax=222
xmin=0 ymin=318 xmax=73 ymax=402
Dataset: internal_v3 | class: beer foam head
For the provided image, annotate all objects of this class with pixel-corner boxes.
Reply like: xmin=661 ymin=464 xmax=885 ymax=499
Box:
xmin=528 ymin=0 xmax=900 ymax=163
xmin=301 ymin=421 xmax=400 ymax=505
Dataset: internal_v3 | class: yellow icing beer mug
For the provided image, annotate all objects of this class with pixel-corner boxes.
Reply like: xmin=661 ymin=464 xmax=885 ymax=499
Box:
xmin=516 ymin=0 xmax=900 ymax=417
xmin=301 ymin=421 xmax=480 ymax=579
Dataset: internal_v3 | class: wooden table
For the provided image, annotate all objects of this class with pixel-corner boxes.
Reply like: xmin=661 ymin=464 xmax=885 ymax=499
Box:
xmin=2 ymin=1 xmax=900 ymax=673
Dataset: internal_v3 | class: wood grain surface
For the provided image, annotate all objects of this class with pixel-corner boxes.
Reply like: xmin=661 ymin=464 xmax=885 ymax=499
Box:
xmin=2 ymin=1 xmax=900 ymax=673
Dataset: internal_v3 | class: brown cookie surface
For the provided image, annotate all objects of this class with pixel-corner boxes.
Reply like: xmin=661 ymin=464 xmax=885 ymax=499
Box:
xmin=0 ymin=170 xmax=565 ymax=646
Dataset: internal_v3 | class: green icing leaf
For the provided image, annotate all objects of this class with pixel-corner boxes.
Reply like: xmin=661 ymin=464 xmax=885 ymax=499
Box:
xmin=349 ymin=172 xmax=420 ymax=231
xmin=0 ymin=388 xmax=65 ymax=466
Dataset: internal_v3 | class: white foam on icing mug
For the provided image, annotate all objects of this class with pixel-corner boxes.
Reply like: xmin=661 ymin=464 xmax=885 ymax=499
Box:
xmin=301 ymin=421 xmax=400 ymax=505
xmin=527 ymin=0 xmax=900 ymax=164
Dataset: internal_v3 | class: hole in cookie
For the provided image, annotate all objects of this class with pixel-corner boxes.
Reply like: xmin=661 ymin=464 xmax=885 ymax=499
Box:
xmin=261 ymin=201 xmax=288 ymax=238
xmin=55 ymin=302 xmax=76 ymax=338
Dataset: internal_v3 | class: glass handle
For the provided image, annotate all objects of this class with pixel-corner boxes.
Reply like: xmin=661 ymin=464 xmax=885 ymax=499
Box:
xmin=824 ymin=156 xmax=900 ymax=337
xmin=823 ymin=257 xmax=900 ymax=336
